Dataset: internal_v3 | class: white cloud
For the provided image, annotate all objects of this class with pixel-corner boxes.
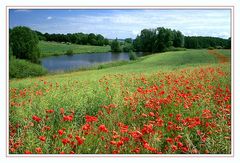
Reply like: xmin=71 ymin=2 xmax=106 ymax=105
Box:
xmin=17 ymin=10 xmax=230 ymax=39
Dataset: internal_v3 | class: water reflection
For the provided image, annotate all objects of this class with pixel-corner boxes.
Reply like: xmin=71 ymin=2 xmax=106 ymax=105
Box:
xmin=41 ymin=52 xmax=142 ymax=72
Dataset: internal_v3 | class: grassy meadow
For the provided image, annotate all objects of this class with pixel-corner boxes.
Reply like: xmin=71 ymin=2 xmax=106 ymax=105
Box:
xmin=38 ymin=41 xmax=111 ymax=57
xmin=9 ymin=49 xmax=231 ymax=154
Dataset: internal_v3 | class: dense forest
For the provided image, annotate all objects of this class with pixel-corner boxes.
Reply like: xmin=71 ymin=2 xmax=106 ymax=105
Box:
xmin=35 ymin=31 xmax=109 ymax=46
xmin=132 ymin=27 xmax=230 ymax=53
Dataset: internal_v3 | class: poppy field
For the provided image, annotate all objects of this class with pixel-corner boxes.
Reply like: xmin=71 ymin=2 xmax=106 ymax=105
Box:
xmin=9 ymin=49 xmax=231 ymax=154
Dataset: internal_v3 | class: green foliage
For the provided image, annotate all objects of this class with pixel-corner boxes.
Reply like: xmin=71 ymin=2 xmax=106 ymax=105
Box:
xmin=124 ymin=38 xmax=133 ymax=44
xmin=128 ymin=51 xmax=138 ymax=60
xmin=111 ymin=38 xmax=122 ymax=52
xmin=122 ymin=42 xmax=134 ymax=52
xmin=40 ymin=31 xmax=109 ymax=46
xmin=208 ymin=47 xmax=214 ymax=50
xmin=184 ymin=36 xmax=229 ymax=49
xmin=9 ymin=57 xmax=47 ymax=79
xmin=10 ymin=26 xmax=40 ymax=63
xmin=65 ymin=49 xmax=74 ymax=56
xmin=133 ymin=27 xmax=184 ymax=53
xmin=225 ymin=37 xmax=231 ymax=49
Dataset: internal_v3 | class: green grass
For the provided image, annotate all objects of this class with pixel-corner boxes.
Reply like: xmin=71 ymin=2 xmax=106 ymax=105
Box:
xmin=10 ymin=49 xmax=223 ymax=85
xmin=38 ymin=41 xmax=111 ymax=57
xmin=9 ymin=49 xmax=231 ymax=154
xmin=216 ymin=49 xmax=231 ymax=57
xmin=9 ymin=57 xmax=47 ymax=79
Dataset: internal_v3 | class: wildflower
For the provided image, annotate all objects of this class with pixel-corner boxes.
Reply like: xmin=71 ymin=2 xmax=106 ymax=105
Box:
xmin=141 ymin=124 xmax=154 ymax=134
xmin=181 ymin=146 xmax=188 ymax=153
xmin=75 ymin=136 xmax=85 ymax=145
xmin=35 ymin=147 xmax=42 ymax=154
xmin=118 ymin=122 xmax=128 ymax=133
xmin=46 ymin=109 xmax=54 ymax=114
xmin=82 ymin=123 xmax=90 ymax=130
xmin=177 ymin=142 xmax=184 ymax=148
xmin=58 ymin=129 xmax=64 ymax=136
xmin=171 ymin=145 xmax=178 ymax=152
xmin=121 ymin=137 xmax=130 ymax=142
xmin=24 ymin=150 xmax=32 ymax=154
xmin=166 ymin=137 xmax=173 ymax=144
xmin=98 ymin=124 xmax=108 ymax=133
xmin=132 ymin=147 xmax=140 ymax=153
xmin=117 ymin=140 xmax=124 ymax=147
xmin=32 ymin=115 xmax=41 ymax=123
xmin=143 ymin=142 xmax=157 ymax=152
xmin=130 ymin=131 xmax=143 ymax=139
xmin=149 ymin=112 xmax=155 ymax=117
xmin=110 ymin=141 xmax=117 ymax=145
xmin=62 ymin=138 xmax=70 ymax=145
xmin=39 ymin=136 xmax=46 ymax=142
xmin=63 ymin=115 xmax=73 ymax=121
xmin=85 ymin=115 xmax=98 ymax=123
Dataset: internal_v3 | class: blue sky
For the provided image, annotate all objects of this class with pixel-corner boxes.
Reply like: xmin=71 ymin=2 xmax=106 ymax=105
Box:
xmin=9 ymin=9 xmax=231 ymax=39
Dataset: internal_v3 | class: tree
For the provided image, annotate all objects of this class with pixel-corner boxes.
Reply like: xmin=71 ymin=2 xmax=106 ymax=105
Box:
xmin=139 ymin=29 xmax=156 ymax=52
xmin=111 ymin=38 xmax=122 ymax=52
xmin=226 ymin=37 xmax=231 ymax=49
xmin=10 ymin=26 xmax=40 ymax=63
xmin=173 ymin=30 xmax=184 ymax=47
xmin=153 ymin=27 xmax=173 ymax=52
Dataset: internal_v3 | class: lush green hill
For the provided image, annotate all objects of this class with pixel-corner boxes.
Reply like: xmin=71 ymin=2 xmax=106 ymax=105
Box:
xmin=38 ymin=41 xmax=111 ymax=57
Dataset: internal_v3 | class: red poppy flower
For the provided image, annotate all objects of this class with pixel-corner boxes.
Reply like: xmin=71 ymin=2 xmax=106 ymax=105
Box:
xmin=46 ymin=109 xmax=54 ymax=114
xmin=98 ymin=124 xmax=108 ymax=133
xmin=24 ymin=150 xmax=32 ymax=154
xmin=82 ymin=123 xmax=90 ymax=130
xmin=75 ymin=136 xmax=85 ymax=145
xmin=85 ymin=115 xmax=98 ymax=123
xmin=32 ymin=115 xmax=41 ymax=123
xmin=35 ymin=147 xmax=42 ymax=154
xmin=63 ymin=115 xmax=73 ymax=121
xmin=58 ymin=129 xmax=64 ymax=136
xmin=39 ymin=136 xmax=46 ymax=142
xmin=62 ymin=138 xmax=70 ymax=145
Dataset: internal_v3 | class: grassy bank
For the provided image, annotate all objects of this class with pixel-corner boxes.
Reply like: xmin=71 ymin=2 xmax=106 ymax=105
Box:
xmin=38 ymin=41 xmax=111 ymax=57
xmin=9 ymin=49 xmax=231 ymax=154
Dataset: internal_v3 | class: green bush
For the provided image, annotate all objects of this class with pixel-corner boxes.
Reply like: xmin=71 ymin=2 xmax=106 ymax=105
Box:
xmin=65 ymin=49 xmax=74 ymax=56
xmin=10 ymin=26 xmax=40 ymax=63
xmin=111 ymin=38 xmax=122 ymax=52
xmin=215 ymin=46 xmax=223 ymax=49
xmin=128 ymin=51 xmax=138 ymax=60
xmin=9 ymin=57 xmax=47 ymax=79
xmin=208 ymin=47 xmax=214 ymax=50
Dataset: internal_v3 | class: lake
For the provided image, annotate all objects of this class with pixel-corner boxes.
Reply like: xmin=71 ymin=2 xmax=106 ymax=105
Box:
xmin=41 ymin=52 xmax=143 ymax=72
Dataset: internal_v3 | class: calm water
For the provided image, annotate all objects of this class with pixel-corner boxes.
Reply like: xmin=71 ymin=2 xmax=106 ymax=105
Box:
xmin=41 ymin=52 xmax=142 ymax=72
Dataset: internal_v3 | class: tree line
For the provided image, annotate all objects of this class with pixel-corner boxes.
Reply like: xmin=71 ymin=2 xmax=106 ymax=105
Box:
xmin=130 ymin=27 xmax=230 ymax=53
xmin=35 ymin=31 xmax=109 ymax=46
xmin=184 ymin=36 xmax=231 ymax=49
